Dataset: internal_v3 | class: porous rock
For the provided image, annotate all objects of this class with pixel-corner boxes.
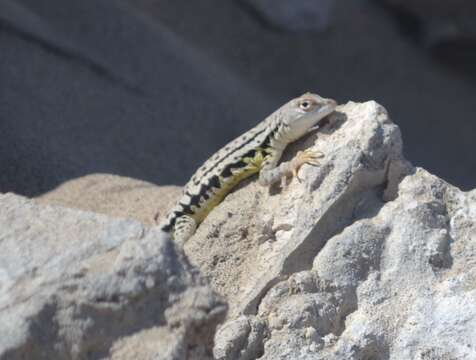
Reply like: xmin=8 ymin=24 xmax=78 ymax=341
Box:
xmin=186 ymin=101 xmax=405 ymax=318
xmin=0 ymin=193 xmax=226 ymax=359
xmin=23 ymin=99 xmax=476 ymax=359
xmin=181 ymin=101 xmax=476 ymax=359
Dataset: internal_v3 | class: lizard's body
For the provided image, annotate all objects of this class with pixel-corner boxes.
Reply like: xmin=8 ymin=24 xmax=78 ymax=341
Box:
xmin=158 ymin=93 xmax=337 ymax=244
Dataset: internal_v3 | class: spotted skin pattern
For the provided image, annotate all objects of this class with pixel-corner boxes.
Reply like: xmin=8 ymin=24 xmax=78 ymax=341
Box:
xmin=158 ymin=93 xmax=337 ymax=244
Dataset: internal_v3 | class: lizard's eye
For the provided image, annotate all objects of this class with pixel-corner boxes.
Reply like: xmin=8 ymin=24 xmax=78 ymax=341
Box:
xmin=299 ymin=100 xmax=314 ymax=111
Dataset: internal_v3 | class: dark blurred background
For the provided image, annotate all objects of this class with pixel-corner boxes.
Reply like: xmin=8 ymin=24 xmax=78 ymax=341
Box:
xmin=1 ymin=0 xmax=475 ymax=197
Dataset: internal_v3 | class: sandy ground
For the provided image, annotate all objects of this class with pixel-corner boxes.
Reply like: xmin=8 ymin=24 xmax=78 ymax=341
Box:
xmin=35 ymin=174 xmax=181 ymax=227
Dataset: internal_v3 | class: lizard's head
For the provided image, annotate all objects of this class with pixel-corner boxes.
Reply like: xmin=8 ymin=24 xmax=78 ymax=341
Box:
xmin=280 ymin=92 xmax=337 ymax=142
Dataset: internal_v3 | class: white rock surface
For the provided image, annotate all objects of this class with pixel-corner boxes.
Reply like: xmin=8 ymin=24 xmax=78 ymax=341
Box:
xmin=179 ymin=101 xmax=476 ymax=359
xmin=249 ymin=169 xmax=476 ymax=360
xmin=0 ymin=194 xmax=226 ymax=359
xmin=7 ymin=100 xmax=475 ymax=359
xmin=186 ymin=101 xmax=405 ymax=317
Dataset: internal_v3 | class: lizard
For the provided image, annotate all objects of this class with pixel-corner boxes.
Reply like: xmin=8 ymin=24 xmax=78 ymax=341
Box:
xmin=156 ymin=92 xmax=337 ymax=245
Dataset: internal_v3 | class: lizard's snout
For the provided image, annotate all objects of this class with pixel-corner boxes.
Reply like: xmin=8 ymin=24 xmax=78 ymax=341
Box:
xmin=319 ymin=98 xmax=337 ymax=117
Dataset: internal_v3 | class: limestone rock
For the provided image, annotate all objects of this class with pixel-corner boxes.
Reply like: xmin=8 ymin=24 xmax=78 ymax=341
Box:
xmin=0 ymin=193 xmax=226 ymax=359
xmin=11 ymin=99 xmax=476 ymax=359
xmin=252 ymin=169 xmax=476 ymax=359
xmin=186 ymin=101 xmax=406 ymax=318
xmin=179 ymin=101 xmax=476 ymax=359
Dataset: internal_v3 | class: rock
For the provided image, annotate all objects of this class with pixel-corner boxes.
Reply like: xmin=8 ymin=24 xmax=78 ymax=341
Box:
xmin=35 ymin=174 xmax=182 ymax=227
xmin=186 ymin=101 xmax=406 ymax=318
xmin=214 ymin=316 xmax=267 ymax=360
xmin=239 ymin=0 xmax=335 ymax=32
xmin=0 ymin=193 xmax=227 ymax=359
xmin=7 ymin=99 xmax=476 ymax=359
xmin=252 ymin=169 xmax=476 ymax=359
xmin=177 ymin=101 xmax=476 ymax=359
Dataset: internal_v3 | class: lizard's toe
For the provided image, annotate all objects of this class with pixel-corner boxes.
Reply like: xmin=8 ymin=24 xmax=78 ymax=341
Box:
xmin=289 ymin=148 xmax=324 ymax=181
xmin=302 ymin=149 xmax=325 ymax=160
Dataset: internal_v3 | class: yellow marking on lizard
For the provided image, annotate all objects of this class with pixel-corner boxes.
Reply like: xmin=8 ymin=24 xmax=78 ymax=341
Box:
xmin=190 ymin=149 xmax=268 ymax=224
xmin=157 ymin=93 xmax=337 ymax=244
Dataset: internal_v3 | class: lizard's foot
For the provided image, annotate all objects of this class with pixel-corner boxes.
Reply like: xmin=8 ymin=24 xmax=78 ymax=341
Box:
xmin=289 ymin=149 xmax=324 ymax=183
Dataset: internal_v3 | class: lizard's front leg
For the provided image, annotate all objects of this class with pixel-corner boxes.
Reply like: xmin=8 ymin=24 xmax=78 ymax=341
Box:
xmin=258 ymin=148 xmax=324 ymax=188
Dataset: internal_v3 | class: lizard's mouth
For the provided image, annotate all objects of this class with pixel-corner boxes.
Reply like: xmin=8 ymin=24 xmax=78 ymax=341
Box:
xmin=306 ymin=104 xmax=337 ymax=133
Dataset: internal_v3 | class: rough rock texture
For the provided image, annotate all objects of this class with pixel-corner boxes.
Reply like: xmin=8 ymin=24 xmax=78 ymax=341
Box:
xmin=8 ymin=100 xmax=476 ymax=359
xmin=185 ymin=101 xmax=404 ymax=318
xmin=250 ymin=169 xmax=476 ymax=359
xmin=173 ymin=101 xmax=476 ymax=359
xmin=0 ymin=194 xmax=227 ymax=359
xmin=239 ymin=0 xmax=335 ymax=32
xmin=35 ymin=174 xmax=182 ymax=227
